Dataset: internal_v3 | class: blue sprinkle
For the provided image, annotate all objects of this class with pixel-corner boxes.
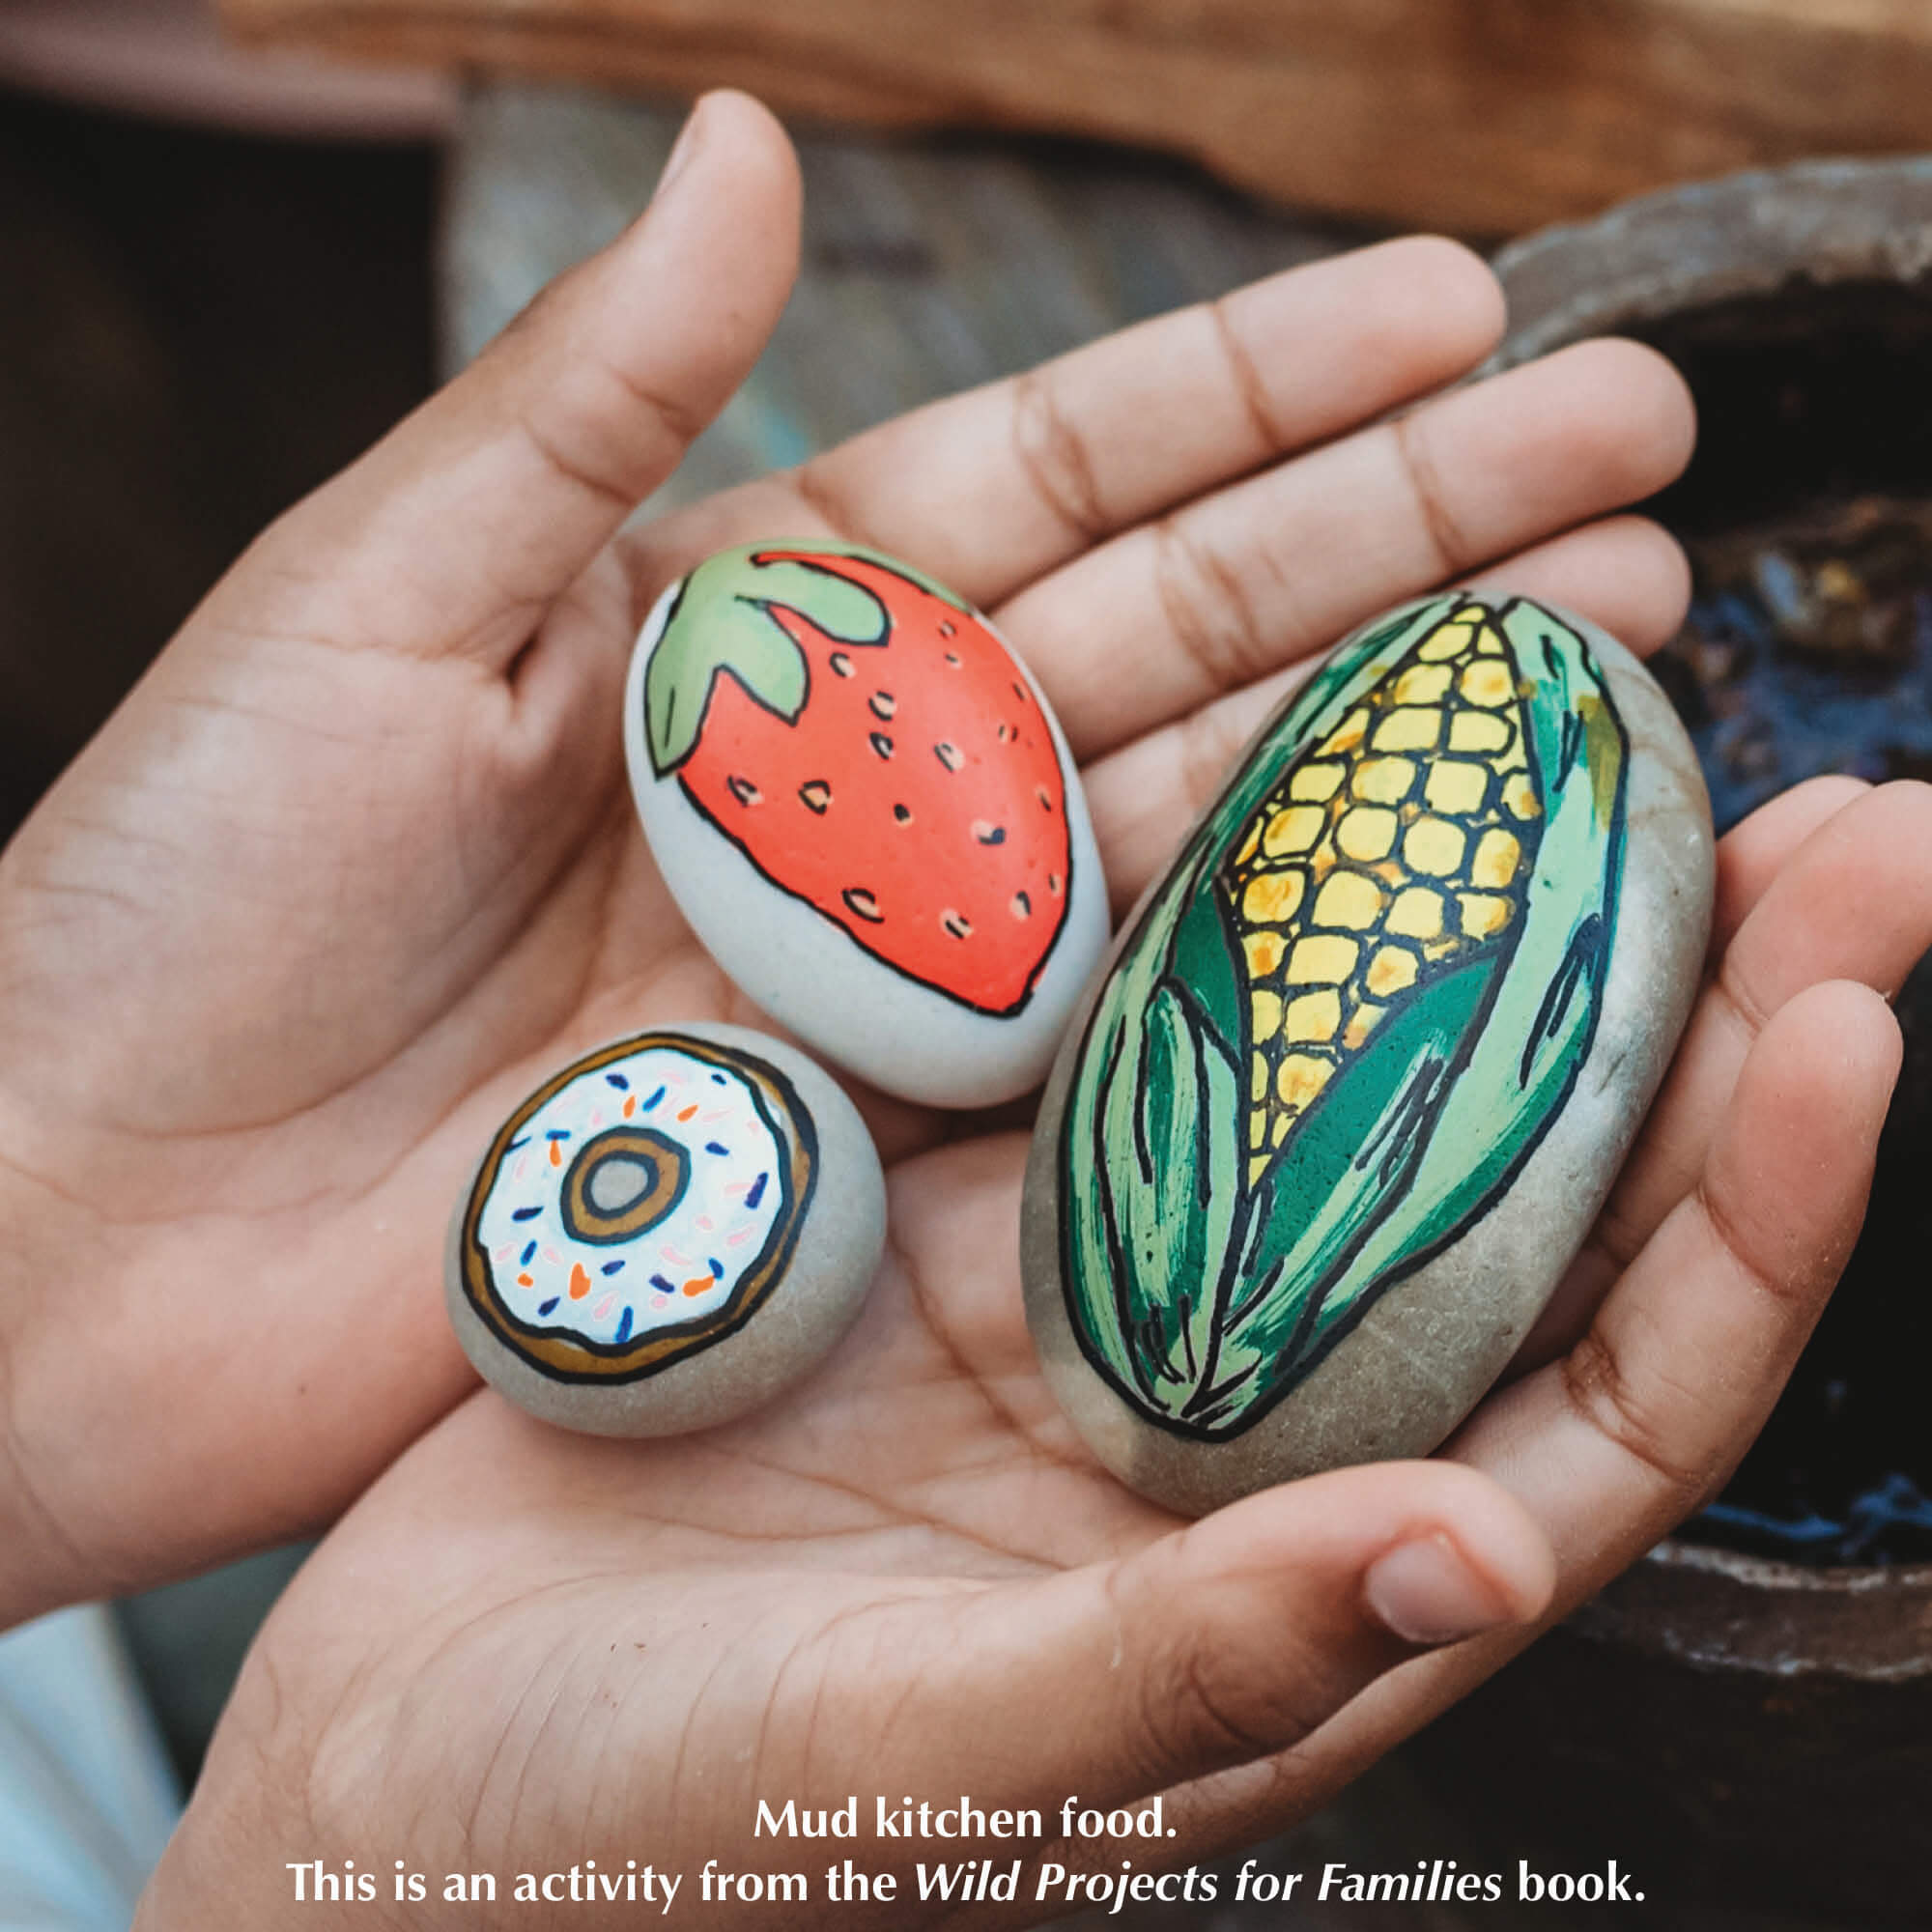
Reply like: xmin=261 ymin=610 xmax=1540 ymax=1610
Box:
xmin=520 ymin=1240 xmax=536 ymax=1265
xmin=605 ymin=1072 xmax=630 ymax=1090
xmin=546 ymin=1128 xmax=571 ymax=1141
xmin=641 ymin=1085 xmax=666 ymax=1113
xmin=615 ymin=1307 xmax=635 ymax=1344
xmin=512 ymin=1205 xmax=542 ymax=1222
xmin=708 ymin=1257 xmax=724 ymax=1278
xmin=650 ymin=1272 xmax=674 ymax=1293
xmin=705 ymin=1141 xmax=729 ymax=1156
xmin=711 ymin=1072 xmax=727 ymax=1085
xmin=506 ymin=1134 xmax=529 ymax=1151
xmin=601 ymin=1259 xmax=626 ymax=1275
xmin=745 ymin=1172 xmax=768 ymax=1209
xmin=537 ymin=1296 xmax=559 ymax=1317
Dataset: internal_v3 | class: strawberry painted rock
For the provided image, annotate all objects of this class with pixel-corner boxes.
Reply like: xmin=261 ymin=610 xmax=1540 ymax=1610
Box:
xmin=624 ymin=541 xmax=1108 ymax=1106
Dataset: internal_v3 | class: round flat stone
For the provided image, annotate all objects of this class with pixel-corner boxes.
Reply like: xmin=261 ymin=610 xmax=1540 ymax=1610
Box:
xmin=1021 ymin=593 xmax=1715 ymax=1514
xmin=624 ymin=539 xmax=1108 ymax=1108
xmin=446 ymin=1022 xmax=885 ymax=1436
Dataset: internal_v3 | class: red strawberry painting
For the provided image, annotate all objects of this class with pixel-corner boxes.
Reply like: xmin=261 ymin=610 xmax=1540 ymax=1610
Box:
xmin=641 ymin=543 xmax=1074 ymax=1015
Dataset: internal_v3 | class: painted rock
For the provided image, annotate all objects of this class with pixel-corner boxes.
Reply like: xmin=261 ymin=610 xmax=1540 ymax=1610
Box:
xmin=624 ymin=540 xmax=1108 ymax=1107
xmin=445 ymin=1023 xmax=886 ymax=1435
xmin=1021 ymin=593 xmax=1715 ymax=1513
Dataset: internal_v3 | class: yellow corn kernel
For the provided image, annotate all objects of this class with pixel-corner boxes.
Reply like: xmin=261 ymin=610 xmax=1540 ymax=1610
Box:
xmin=1249 ymin=1111 xmax=1266 ymax=1150
xmin=1262 ymin=805 xmax=1325 ymax=858
xmin=1394 ymin=663 xmax=1452 ymax=704
xmin=1336 ymin=806 xmax=1398 ymax=862
xmin=1424 ymin=760 xmax=1489 ymax=814
xmin=1461 ymin=659 xmax=1515 ymax=707
xmin=1459 ymin=892 xmax=1514 ymax=939
xmin=1285 ymin=988 xmax=1342 ymax=1043
xmin=1250 ymin=1051 xmax=1269 ymax=1104
xmin=1388 ymin=886 xmax=1445 ymax=940
xmin=1290 ymin=762 xmax=1345 ymax=803
xmin=1271 ymin=1115 xmax=1292 ymax=1146
xmin=1251 ymin=988 xmax=1284 ymax=1043
xmin=1472 ymin=828 xmax=1522 ymax=890
xmin=1287 ymin=934 xmax=1359 ymax=984
xmin=1342 ymin=1002 xmax=1386 ymax=1051
xmin=1366 ymin=945 xmax=1419 ymax=997
xmin=1449 ymin=710 xmax=1512 ymax=754
xmin=1241 ymin=868 xmax=1306 ymax=925
xmin=1373 ymin=707 xmax=1442 ymax=753
xmin=1312 ymin=870 xmax=1384 ymax=930
xmin=1352 ymin=755 xmax=1417 ymax=804
xmin=1419 ymin=621 xmax=1477 ymax=662
xmin=1318 ymin=708 xmax=1371 ymax=755
xmin=1405 ymin=816 xmax=1466 ymax=877
xmin=1243 ymin=930 xmax=1285 ymax=978
xmin=1275 ymin=1054 xmax=1334 ymax=1112
xmin=1501 ymin=770 xmax=1541 ymax=820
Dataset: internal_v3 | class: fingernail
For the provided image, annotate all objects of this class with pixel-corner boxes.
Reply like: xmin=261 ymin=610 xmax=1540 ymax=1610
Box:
xmin=656 ymin=98 xmax=708 ymax=201
xmin=1364 ymin=1533 xmax=1516 ymax=1646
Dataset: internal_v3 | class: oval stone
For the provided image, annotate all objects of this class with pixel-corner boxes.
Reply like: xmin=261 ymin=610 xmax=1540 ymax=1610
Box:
xmin=1021 ymin=593 xmax=1714 ymax=1513
xmin=445 ymin=1022 xmax=886 ymax=1436
xmin=623 ymin=540 xmax=1108 ymax=1107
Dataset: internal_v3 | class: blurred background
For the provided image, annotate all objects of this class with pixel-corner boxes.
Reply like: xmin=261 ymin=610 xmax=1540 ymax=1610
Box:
xmin=6 ymin=0 xmax=1932 ymax=1924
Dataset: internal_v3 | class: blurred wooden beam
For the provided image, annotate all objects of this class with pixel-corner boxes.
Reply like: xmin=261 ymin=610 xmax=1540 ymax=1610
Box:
xmin=217 ymin=0 xmax=1932 ymax=232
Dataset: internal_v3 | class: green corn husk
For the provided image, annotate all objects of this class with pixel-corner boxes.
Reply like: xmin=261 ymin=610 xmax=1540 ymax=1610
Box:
xmin=1057 ymin=593 xmax=1629 ymax=1439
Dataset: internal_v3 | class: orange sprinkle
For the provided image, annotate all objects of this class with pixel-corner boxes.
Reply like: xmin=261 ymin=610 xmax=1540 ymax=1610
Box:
xmin=677 ymin=1103 xmax=699 ymax=1122
xmin=569 ymin=1262 xmax=591 ymax=1300
xmin=549 ymin=1141 xmax=563 ymax=1167
xmin=623 ymin=1094 xmax=637 ymax=1118
xmin=516 ymin=1272 xmax=533 ymax=1287
xmin=681 ymin=1276 xmax=712 ymax=1296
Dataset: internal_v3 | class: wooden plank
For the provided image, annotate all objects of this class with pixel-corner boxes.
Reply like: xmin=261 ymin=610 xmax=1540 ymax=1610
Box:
xmin=220 ymin=0 xmax=1932 ymax=232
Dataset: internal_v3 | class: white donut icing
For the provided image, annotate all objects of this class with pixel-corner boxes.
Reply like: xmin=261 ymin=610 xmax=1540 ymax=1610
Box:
xmin=474 ymin=1040 xmax=790 ymax=1351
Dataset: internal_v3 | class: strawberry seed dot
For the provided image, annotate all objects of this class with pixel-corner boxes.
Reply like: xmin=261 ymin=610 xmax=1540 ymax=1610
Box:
xmin=1010 ymin=892 xmax=1032 ymax=919
xmin=940 ymin=908 xmax=973 ymax=939
xmin=971 ymin=821 xmax=1007 ymax=846
xmin=842 ymin=887 xmax=884 ymax=923
xmin=893 ymin=803 xmax=913 ymax=824
xmin=934 ymin=742 xmax=964 ymax=773
xmin=798 ymin=780 xmax=832 ymax=814
xmin=868 ymin=691 xmax=897 ymax=721
xmin=725 ymin=775 xmax=763 ymax=808
xmin=829 ymin=652 xmax=855 ymax=677
xmin=868 ymin=731 xmax=895 ymax=760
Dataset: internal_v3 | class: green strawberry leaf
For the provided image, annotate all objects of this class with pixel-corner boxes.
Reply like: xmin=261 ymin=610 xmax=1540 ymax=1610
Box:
xmin=642 ymin=549 xmax=892 ymax=775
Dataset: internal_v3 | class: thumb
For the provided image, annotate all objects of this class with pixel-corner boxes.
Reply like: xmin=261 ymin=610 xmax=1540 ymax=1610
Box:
xmin=872 ymin=1462 xmax=1552 ymax=1817
xmin=241 ymin=89 xmax=801 ymax=670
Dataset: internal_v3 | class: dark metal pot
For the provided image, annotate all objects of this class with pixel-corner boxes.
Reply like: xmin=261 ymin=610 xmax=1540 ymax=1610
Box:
xmin=1402 ymin=159 xmax=1932 ymax=1923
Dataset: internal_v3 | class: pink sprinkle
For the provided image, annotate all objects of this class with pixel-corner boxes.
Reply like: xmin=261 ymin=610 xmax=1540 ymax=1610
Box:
xmin=725 ymin=1227 xmax=755 ymax=1247
xmin=696 ymin=1214 xmax=715 ymax=1232
xmin=661 ymin=1244 xmax=690 ymax=1265
xmin=723 ymin=1180 xmax=750 ymax=1197
xmin=700 ymin=1107 xmax=732 ymax=1122
xmin=542 ymin=1246 xmax=562 ymax=1265
xmin=652 ymin=1293 xmax=670 ymax=1309
xmin=589 ymin=1109 xmax=604 ymax=1129
xmin=513 ymin=1156 xmax=529 ymax=1181
xmin=593 ymin=1293 xmax=617 ymax=1321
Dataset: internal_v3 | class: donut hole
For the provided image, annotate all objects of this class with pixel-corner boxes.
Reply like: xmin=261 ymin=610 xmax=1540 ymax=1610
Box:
xmin=562 ymin=1128 xmax=691 ymax=1244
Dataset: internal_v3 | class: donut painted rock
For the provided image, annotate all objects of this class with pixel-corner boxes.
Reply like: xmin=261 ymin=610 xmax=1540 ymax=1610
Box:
xmin=624 ymin=541 xmax=1108 ymax=1107
xmin=1021 ymin=593 xmax=1715 ymax=1513
xmin=446 ymin=1024 xmax=885 ymax=1435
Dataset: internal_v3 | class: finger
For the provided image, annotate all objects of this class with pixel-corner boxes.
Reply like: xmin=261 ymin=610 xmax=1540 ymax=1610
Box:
xmin=1554 ymin=779 xmax=1932 ymax=1340
xmin=851 ymin=1463 xmax=1550 ymax=1823
xmin=233 ymin=92 xmax=802 ymax=670
xmin=1083 ymin=514 xmax=1691 ymax=916
xmin=1708 ymin=773 xmax=1871 ymax=955
xmin=1453 ymin=980 xmax=1897 ymax=1570
xmin=1004 ymin=337 xmax=1695 ymax=760
xmin=787 ymin=237 xmax=1506 ymax=610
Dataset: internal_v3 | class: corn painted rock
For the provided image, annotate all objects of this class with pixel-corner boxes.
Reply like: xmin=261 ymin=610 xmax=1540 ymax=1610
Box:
xmin=446 ymin=1023 xmax=885 ymax=1435
xmin=624 ymin=541 xmax=1108 ymax=1107
xmin=1021 ymin=593 xmax=1714 ymax=1512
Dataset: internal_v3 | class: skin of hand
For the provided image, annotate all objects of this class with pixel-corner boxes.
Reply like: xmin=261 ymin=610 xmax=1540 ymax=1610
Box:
xmin=0 ymin=90 xmax=1915 ymax=1920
